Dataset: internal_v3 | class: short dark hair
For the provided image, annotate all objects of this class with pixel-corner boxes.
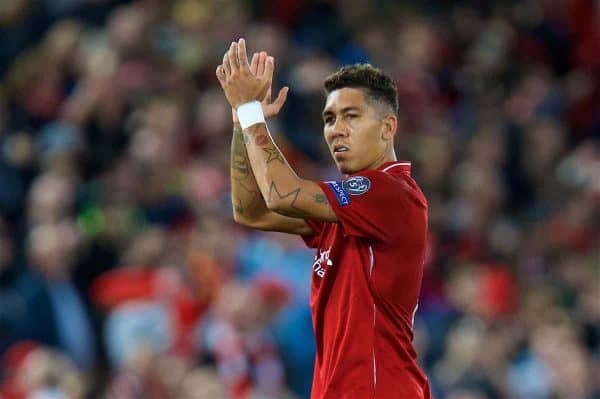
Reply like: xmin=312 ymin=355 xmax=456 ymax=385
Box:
xmin=323 ymin=64 xmax=398 ymax=114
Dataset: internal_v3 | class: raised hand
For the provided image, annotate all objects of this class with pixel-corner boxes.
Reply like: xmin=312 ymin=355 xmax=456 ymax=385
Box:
xmin=216 ymin=38 xmax=273 ymax=109
xmin=230 ymin=51 xmax=289 ymax=123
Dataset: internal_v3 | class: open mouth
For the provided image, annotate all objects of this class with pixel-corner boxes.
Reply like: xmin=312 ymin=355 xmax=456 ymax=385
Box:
xmin=333 ymin=145 xmax=349 ymax=153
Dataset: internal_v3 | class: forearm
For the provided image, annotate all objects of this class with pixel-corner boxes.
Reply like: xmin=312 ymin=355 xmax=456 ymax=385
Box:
xmin=242 ymin=123 xmax=326 ymax=218
xmin=217 ymin=40 xmax=334 ymax=222
xmin=230 ymin=123 xmax=270 ymax=221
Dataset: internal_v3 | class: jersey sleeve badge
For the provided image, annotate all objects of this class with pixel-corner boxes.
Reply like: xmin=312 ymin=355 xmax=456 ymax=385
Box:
xmin=342 ymin=176 xmax=371 ymax=195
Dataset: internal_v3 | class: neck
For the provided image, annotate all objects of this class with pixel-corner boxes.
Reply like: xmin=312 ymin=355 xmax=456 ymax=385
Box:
xmin=370 ymin=149 xmax=397 ymax=170
xmin=344 ymin=150 xmax=397 ymax=177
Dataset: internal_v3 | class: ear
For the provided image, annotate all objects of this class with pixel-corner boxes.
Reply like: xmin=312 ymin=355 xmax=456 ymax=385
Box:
xmin=381 ymin=115 xmax=397 ymax=141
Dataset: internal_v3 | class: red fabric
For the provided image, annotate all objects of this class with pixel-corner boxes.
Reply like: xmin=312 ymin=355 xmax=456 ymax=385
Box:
xmin=0 ymin=341 xmax=40 ymax=399
xmin=546 ymin=216 xmax=598 ymax=253
xmin=2 ymin=341 xmax=39 ymax=372
xmin=568 ymin=0 xmax=600 ymax=70
xmin=302 ymin=162 xmax=431 ymax=399
xmin=89 ymin=267 xmax=205 ymax=359
xmin=171 ymin=285 xmax=205 ymax=357
xmin=254 ymin=277 xmax=291 ymax=309
xmin=478 ymin=265 xmax=518 ymax=318
xmin=89 ymin=268 xmax=155 ymax=309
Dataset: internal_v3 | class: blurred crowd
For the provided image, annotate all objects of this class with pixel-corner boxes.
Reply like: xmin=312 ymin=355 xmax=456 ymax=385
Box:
xmin=0 ymin=0 xmax=598 ymax=398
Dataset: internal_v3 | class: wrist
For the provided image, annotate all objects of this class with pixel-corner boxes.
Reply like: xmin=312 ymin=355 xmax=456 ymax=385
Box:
xmin=231 ymin=108 xmax=240 ymax=124
xmin=236 ymin=100 xmax=265 ymax=130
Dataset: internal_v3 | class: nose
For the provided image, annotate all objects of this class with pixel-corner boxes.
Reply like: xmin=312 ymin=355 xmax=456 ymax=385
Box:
xmin=328 ymin=119 xmax=349 ymax=139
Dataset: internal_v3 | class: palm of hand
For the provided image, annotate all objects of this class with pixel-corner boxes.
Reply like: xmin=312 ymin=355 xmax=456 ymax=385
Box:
xmin=224 ymin=71 xmax=269 ymax=109
xmin=218 ymin=40 xmax=288 ymax=122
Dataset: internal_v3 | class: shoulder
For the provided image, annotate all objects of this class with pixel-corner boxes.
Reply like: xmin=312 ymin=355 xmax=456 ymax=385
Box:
xmin=345 ymin=169 xmax=405 ymax=194
xmin=348 ymin=169 xmax=427 ymax=208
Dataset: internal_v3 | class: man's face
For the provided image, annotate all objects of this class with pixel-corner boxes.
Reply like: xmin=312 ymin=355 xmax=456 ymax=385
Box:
xmin=322 ymin=88 xmax=391 ymax=174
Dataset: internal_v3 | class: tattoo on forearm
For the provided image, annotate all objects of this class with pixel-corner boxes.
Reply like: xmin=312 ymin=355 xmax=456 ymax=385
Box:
xmin=235 ymin=125 xmax=334 ymax=221
xmin=241 ymin=126 xmax=259 ymax=145
xmin=234 ymin=199 xmax=245 ymax=215
xmin=262 ymin=147 xmax=285 ymax=164
xmin=269 ymin=181 xmax=300 ymax=206
xmin=233 ymin=180 xmax=261 ymax=215
xmin=315 ymin=192 xmax=335 ymax=219
xmin=254 ymin=134 xmax=269 ymax=146
xmin=232 ymin=127 xmax=251 ymax=180
xmin=314 ymin=193 xmax=328 ymax=204
xmin=232 ymin=156 xmax=250 ymax=179
xmin=268 ymin=181 xmax=311 ymax=217
xmin=232 ymin=125 xmax=264 ymax=216
xmin=240 ymin=125 xmax=273 ymax=148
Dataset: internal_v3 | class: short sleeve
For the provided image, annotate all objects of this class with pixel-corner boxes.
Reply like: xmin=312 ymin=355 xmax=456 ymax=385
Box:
xmin=301 ymin=218 xmax=325 ymax=248
xmin=317 ymin=170 xmax=424 ymax=242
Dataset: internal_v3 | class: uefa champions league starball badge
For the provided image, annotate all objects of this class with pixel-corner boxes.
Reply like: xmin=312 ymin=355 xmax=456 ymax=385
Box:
xmin=342 ymin=176 xmax=371 ymax=195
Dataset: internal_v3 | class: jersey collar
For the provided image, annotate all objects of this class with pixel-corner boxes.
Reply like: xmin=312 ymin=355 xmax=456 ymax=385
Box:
xmin=377 ymin=161 xmax=411 ymax=175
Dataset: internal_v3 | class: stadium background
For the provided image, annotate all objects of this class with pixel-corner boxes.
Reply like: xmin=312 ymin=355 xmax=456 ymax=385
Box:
xmin=0 ymin=0 xmax=598 ymax=398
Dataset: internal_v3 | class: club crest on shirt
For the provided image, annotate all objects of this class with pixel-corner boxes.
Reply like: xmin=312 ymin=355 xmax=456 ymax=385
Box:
xmin=342 ymin=176 xmax=371 ymax=195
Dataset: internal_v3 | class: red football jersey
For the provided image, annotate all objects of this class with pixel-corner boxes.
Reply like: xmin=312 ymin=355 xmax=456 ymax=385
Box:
xmin=302 ymin=161 xmax=431 ymax=399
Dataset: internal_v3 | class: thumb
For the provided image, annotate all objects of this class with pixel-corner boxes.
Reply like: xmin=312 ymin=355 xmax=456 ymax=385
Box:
xmin=272 ymin=86 xmax=289 ymax=109
xmin=215 ymin=65 xmax=226 ymax=86
xmin=264 ymin=88 xmax=272 ymax=103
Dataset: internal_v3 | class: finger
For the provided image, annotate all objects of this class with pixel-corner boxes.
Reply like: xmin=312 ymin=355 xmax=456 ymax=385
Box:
xmin=256 ymin=51 xmax=267 ymax=77
xmin=263 ymin=56 xmax=274 ymax=84
xmin=250 ymin=53 xmax=258 ymax=75
xmin=222 ymin=51 xmax=231 ymax=77
xmin=272 ymin=86 xmax=289 ymax=111
xmin=237 ymin=38 xmax=250 ymax=70
xmin=228 ymin=42 xmax=239 ymax=71
xmin=215 ymin=65 xmax=226 ymax=86
xmin=263 ymin=55 xmax=275 ymax=84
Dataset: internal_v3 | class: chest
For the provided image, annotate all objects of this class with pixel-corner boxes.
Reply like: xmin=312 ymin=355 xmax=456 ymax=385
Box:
xmin=310 ymin=224 xmax=372 ymax=287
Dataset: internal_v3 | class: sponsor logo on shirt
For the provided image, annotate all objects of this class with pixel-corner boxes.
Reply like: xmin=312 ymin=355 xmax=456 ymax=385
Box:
xmin=342 ymin=176 xmax=371 ymax=195
xmin=313 ymin=247 xmax=333 ymax=278
xmin=325 ymin=181 xmax=350 ymax=206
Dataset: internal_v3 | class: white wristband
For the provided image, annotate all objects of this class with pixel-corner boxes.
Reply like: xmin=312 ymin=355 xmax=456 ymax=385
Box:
xmin=237 ymin=101 xmax=265 ymax=130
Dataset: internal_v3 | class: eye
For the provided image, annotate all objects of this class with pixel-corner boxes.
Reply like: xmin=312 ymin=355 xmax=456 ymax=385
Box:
xmin=346 ymin=113 xmax=358 ymax=120
xmin=324 ymin=116 xmax=334 ymax=125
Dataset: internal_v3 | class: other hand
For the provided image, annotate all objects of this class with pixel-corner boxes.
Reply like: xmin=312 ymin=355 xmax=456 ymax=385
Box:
xmin=229 ymin=51 xmax=289 ymax=123
xmin=215 ymin=38 xmax=272 ymax=109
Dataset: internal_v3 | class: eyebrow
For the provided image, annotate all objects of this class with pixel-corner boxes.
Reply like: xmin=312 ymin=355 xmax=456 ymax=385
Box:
xmin=322 ymin=106 xmax=361 ymax=118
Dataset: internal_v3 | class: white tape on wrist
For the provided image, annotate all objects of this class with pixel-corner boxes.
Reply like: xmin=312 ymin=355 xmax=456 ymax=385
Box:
xmin=237 ymin=101 xmax=265 ymax=130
